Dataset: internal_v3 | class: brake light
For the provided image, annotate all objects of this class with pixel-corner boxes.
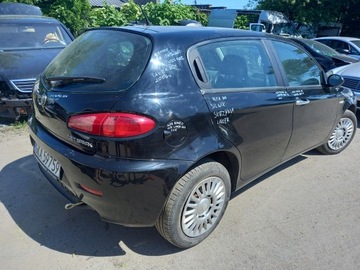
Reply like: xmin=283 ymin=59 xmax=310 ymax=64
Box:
xmin=68 ymin=113 xmax=156 ymax=137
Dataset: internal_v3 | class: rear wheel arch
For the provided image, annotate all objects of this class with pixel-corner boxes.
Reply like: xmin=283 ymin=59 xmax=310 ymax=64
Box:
xmin=207 ymin=151 xmax=240 ymax=192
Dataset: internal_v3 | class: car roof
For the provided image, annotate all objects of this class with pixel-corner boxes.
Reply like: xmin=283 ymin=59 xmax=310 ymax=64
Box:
xmin=315 ymin=36 xmax=360 ymax=42
xmin=93 ymin=25 xmax=278 ymax=44
xmin=0 ymin=15 xmax=61 ymax=23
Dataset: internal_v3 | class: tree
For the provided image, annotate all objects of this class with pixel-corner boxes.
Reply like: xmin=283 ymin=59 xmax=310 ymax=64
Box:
xmin=1 ymin=0 xmax=207 ymax=32
xmin=41 ymin=0 xmax=91 ymax=35
xmin=254 ymin=0 xmax=360 ymax=37
xmin=143 ymin=0 xmax=198 ymax=25
xmin=88 ymin=3 xmax=126 ymax=27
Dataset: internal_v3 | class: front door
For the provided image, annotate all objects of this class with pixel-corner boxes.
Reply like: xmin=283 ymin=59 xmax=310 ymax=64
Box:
xmin=270 ymin=40 xmax=340 ymax=160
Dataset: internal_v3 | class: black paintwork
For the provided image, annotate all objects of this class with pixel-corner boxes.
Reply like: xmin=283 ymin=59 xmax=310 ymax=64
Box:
xmin=28 ymin=26 xmax=356 ymax=226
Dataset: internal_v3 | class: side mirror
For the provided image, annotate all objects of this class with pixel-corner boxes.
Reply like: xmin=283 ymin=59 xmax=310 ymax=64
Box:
xmin=249 ymin=23 xmax=266 ymax=32
xmin=327 ymin=74 xmax=344 ymax=87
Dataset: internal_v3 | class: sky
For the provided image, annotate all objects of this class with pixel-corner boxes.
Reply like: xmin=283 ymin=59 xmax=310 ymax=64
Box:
xmin=162 ymin=1 xmax=251 ymax=9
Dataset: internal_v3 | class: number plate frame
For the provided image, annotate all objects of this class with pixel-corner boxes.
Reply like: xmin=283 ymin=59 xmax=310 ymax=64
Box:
xmin=34 ymin=143 xmax=61 ymax=178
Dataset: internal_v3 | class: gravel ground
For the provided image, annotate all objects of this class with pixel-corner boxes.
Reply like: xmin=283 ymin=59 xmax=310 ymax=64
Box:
xmin=1 ymin=117 xmax=360 ymax=270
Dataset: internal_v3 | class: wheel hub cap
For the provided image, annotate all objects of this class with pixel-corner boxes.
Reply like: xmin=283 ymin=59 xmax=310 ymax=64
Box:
xmin=196 ymin=198 xmax=211 ymax=217
xmin=181 ymin=177 xmax=226 ymax=238
xmin=328 ymin=117 xmax=354 ymax=150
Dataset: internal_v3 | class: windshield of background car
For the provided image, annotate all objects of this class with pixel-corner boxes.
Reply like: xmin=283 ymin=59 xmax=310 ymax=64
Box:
xmin=351 ymin=40 xmax=360 ymax=50
xmin=301 ymin=39 xmax=338 ymax=57
xmin=0 ymin=22 xmax=72 ymax=50
xmin=43 ymin=29 xmax=152 ymax=91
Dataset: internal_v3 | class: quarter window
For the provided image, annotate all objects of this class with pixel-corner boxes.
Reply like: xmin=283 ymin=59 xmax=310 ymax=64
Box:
xmin=197 ymin=40 xmax=277 ymax=89
xmin=272 ymin=41 xmax=321 ymax=86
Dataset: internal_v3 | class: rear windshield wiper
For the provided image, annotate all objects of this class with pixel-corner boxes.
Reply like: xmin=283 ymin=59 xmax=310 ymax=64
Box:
xmin=46 ymin=76 xmax=106 ymax=86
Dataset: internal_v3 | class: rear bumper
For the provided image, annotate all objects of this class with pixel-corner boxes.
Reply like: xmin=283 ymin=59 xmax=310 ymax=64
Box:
xmin=28 ymin=117 xmax=192 ymax=227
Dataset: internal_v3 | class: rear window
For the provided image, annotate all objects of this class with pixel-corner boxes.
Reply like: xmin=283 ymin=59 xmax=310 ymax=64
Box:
xmin=43 ymin=29 xmax=152 ymax=91
xmin=0 ymin=22 xmax=72 ymax=49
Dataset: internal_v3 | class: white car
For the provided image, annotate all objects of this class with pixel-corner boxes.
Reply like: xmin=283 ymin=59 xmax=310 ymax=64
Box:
xmin=331 ymin=62 xmax=360 ymax=108
xmin=314 ymin=36 xmax=360 ymax=60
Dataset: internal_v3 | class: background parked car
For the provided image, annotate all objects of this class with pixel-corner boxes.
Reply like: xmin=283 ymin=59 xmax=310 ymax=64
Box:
xmin=314 ymin=36 xmax=360 ymax=60
xmin=331 ymin=62 xmax=360 ymax=109
xmin=291 ymin=37 xmax=358 ymax=71
xmin=28 ymin=26 xmax=357 ymax=249
xmin=0 ymin=3 xmax=74 ymax=120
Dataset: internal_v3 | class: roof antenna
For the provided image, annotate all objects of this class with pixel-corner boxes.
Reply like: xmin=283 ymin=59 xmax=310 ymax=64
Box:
xmin=140 ymin=5 xmax=152 ymax=26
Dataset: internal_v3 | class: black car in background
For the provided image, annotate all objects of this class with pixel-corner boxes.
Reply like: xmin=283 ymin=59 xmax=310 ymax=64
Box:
xmin=0 ymin=3 xmax=74 ymax=120
xmin=28 ymin=26 xmax=357 ymax=248
xmin=291 ymin=38 xmax=359 ymax=71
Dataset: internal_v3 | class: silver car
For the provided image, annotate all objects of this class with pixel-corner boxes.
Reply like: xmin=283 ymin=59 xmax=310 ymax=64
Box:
xmin=331 ymin=61 xmax=360 ymax=108
xmin=314 ymin=36 xmax=360 ymax=60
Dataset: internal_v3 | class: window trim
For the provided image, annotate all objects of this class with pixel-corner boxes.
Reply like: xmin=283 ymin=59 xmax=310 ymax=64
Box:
xmin=265 ymin=38 xmax=326 ymax=87
xmin=187 ymin=37 xmax=283 ymax=91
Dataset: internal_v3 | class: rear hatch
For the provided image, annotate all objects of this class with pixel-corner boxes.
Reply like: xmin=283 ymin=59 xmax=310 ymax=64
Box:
xmin=33 ymin=28 xmax=152 ymax=152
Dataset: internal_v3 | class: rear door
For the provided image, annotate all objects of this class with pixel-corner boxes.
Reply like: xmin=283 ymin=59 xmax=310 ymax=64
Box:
xmin=190 ymin=38 xmax=294 ymax=181
xmin=269 ymin=40 xmax=339 ymax=160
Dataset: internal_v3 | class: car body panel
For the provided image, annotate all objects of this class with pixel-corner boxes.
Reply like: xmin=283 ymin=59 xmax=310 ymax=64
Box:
xmin=28 ymin=26 xmax=356 ymax=227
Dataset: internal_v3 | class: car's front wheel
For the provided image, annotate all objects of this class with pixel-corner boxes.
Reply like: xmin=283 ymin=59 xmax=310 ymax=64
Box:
xmin=155 ymin=160 xmax=231 ymax=248
xmin=317 ymin=109 xmax=357 ymax=155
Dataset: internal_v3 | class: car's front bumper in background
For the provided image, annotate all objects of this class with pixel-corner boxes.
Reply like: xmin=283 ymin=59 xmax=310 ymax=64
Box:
xmin=0 ymin=97 xmax=32 ymax=119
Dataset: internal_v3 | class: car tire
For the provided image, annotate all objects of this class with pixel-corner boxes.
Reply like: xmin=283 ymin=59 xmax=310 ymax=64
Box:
xmin=317 ymin=109 xmax=357 ymax=155
xmin=155 ymin=160 xmax=231 ymax=248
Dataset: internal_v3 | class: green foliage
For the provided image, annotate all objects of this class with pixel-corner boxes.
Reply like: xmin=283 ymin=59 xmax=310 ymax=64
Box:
xmin=256 ymin=0 xmax=344 ymax=26
xmin=44 ymin=0 xmax=92 ymax=35
xmin=143 ymin=0 xmax=196 ymax=25
xmin=234 ymin=15 xmax=251 ymax=29
xmin=255 ymin=0 xmax=360 ymax=37
xmin=87 ymin=0 xmax=204 ymax=28
xmin=121 ymin=0 xmax=141 ymax=23
xmin=3 ymin=0 xmax=360 ymax=37
xmin=89 ymin=4 xmax=126 ymax=27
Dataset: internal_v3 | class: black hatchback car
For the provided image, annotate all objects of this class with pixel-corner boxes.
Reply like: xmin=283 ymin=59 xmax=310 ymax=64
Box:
xmin=28 ymin=26 xmax=357 ymax=248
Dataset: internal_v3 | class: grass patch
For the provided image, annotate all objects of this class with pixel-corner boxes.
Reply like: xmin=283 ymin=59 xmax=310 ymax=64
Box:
xmin=10 ymin=120 xmax=28 ymax=130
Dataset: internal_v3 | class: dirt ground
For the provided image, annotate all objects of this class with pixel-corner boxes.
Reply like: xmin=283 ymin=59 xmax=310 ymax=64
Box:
xmin=1 ymin=118 xmax=360 ymax=270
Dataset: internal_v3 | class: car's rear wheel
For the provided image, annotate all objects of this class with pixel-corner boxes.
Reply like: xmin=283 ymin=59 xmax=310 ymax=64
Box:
xmin=155 ymin=160 xmax=231 ymax=248
xmin=317 ymin=109 xmax=357 ymax=155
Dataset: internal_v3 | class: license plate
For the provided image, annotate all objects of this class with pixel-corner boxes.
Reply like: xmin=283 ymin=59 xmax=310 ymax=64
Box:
xmin=34 ymin=143 xmax=61 ymax=178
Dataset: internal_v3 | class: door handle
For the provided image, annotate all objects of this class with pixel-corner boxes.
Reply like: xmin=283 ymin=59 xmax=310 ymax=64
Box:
xmin=296 ymin=99 xmax=310 ymax=106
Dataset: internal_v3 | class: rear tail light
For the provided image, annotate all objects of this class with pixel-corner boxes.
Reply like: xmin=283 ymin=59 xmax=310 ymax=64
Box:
xmin=68 ymin=113 xmax=156 ymax=137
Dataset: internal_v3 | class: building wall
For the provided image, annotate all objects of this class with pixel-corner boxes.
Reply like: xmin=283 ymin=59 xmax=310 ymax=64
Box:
xmin=134 ymin=0 xmax=158 ymax=5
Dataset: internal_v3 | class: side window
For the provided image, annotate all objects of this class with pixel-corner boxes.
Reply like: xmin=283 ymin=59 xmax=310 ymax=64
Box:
xmin=349 ymin=45 xmax=359 ymax=55
xmin=197 ymin=40 xmax=277 ymax=89
xmin=336 ymin=41 xmax=345 ymax=50
xmin=272 ymin=41 xmax=321 ymax=86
